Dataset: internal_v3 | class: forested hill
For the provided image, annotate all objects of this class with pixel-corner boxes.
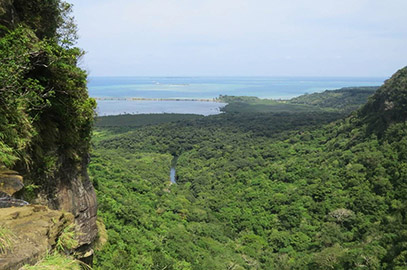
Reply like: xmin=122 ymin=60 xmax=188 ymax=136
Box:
xmin=219 ymin=86 xmax=378 ymax=114
xmin=359 ymin=67 xmax=407 ymax=135
xmin=290 ymin=86 xmax=378 ymax=112
xmin=92 ymin=68 xmax=407 ymax=269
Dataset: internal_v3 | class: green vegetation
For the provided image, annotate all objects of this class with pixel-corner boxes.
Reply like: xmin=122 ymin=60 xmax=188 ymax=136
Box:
xmin=0 ymin=226 xmax=14 ymax=254
xmin=22 ymin=252 xmax=86 ymax=270
xmin=20 ymin=219 xmax=84 ymax=269
xmin=95 ymin=114 xmax=203 ymax=128
xmin=91 ymin=67 xmax=407 ymax=270
xmin=1 ymin=0 xmax=405 ymax=269
xmin=360 ymin=68 xmax=407 ymax=136
xmin=219 ymin=95 xmax=324 ymax=114
xmin=290 ymin=86 xmax=378 ymax=112
xmin=219 ymin=86 xmax=377 ymax=114
xmin=55 ymin=224 xmax=79 ymax=254
xmin=0 ymin=0 xmax=95 ymax=193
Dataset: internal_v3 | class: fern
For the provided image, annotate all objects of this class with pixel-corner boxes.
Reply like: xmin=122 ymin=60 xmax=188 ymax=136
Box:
xmin=55 ymin=224 xmax=79 ymax=253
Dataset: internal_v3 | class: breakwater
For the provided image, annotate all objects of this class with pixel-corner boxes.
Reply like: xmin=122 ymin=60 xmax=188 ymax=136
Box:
xmin=94 ymin=97 xmax=222 ymax=102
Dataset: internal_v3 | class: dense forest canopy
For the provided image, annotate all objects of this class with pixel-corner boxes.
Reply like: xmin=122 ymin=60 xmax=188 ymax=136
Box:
xmin=91 ymin=67 xmax=407 ymax=270
xmin=2 ymin=0 xmax=407 ymax=269
xmin=219 ymin=86 xmax=378 ymax=114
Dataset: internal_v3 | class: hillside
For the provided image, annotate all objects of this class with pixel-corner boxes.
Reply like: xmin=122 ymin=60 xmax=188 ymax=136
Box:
xmin=1 ymin=0 xmax=405 ymax=269
xmin=219 ymin=86 xmax=378 ymax=114
xmin=91 ymin=67 xmax=407 ymax=269
xmin=290 ymin=86 xmax=378 ymax=112
xmin=359 ymin=67 xmax=407 ymax=135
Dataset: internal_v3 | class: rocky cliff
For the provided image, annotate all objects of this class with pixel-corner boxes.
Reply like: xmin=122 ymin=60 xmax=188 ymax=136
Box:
xmin=0 ymin=162 xmax=97 ymax=269
xmin=0 ymin=0 xmax=98 ymax=268
xmin=45 ymin=161 xmax=98 ymax=259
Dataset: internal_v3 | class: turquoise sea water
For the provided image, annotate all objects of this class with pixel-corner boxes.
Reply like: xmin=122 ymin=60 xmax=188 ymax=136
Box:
xmin=89 ymin=76 xmax=386 ymax=99
xmin=90 ymin=76 xmax=386 ymax=115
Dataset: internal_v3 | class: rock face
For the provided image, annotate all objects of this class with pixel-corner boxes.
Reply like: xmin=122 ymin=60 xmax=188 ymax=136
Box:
xmin=53 ymin=170 xmax=98 ymax=251
xmin=0 ymin=169 xmax=28 ymax=209
xmin=37 ymin=160 xmax=98 ymax=261
xmin=0 ymin=169 xmax=24 ymax=196
xmin=0 ymin=161 xmax=98 ymax=265
xmin=0 ymin=205 xmax=74 ymax=270
xmin=0 ymin=192 xmax=28 ymax=208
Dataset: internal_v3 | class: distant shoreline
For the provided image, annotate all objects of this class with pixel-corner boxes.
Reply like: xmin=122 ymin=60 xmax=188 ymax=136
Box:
xmin=93 ymin=97 xmax=221 ymax=102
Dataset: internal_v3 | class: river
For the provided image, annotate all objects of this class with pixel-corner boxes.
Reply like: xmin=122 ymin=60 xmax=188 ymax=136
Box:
xmin=170 ymin=167 xmax=176 ymax=184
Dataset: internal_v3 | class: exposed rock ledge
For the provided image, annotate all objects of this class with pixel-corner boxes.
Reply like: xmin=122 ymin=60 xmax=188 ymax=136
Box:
xmin=0 ymin=205 xmax=74 ymax=270
xmin=0 ymin=161 xmax=98 ymax=267
xmin=52 ymin=172 xmax=98 ymax=250
xmin=26 ymin=158 xmax=99 ymax=262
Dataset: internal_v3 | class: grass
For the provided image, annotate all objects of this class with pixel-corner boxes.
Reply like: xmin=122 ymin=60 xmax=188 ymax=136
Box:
xmin=0 ymin=226 xmax=14 ymax=254
xmin=55 ymin=224 xmax=79 ymax=253
xmin=22 ymin=224 xmax=89 ymax=270
xmin=21 ymin=252 xmax=90 ymax=270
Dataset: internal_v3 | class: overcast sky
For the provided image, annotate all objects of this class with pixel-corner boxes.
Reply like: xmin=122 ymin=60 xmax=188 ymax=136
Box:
xmin=69 ymin=0 xmax=407 ymax=77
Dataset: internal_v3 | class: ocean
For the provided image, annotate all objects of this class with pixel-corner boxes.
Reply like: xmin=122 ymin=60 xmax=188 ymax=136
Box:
xmin=89 ymin=76 xmax=386 ymax=116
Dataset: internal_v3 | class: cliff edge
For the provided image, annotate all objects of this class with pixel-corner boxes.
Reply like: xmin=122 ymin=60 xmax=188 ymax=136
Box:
xmin=0 ymin=0 xmax=98 ymax=268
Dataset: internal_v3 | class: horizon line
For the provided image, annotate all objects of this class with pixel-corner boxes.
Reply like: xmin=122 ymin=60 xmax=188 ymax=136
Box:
xmin=87 ymin=75 xmax=389 ymax=79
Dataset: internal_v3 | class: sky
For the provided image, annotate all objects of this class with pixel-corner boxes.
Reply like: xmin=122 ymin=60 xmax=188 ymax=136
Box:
xmin=68 ymin=0 xmax=407 ymax=77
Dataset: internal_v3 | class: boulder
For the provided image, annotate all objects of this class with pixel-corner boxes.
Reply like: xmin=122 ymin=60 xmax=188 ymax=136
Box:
xmin=0 ymin=205 xmax=74 ymax=270
xmin=0 ymin=169 xmax=24 ymax=196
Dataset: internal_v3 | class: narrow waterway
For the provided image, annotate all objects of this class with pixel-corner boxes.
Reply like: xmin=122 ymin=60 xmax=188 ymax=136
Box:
xmin=170 ymin=167 xmax=176 ymax=184
xmin=170 ymin=156 xmax=178 ymax=184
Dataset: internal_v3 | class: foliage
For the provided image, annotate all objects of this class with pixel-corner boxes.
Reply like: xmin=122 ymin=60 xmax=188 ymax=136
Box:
xmin=55 ymin=224 xmax=79 ymax=254
xmin=21 ymin=252 xmax=87 ymax=270
xmin=0 ymin=0 xmax=95 ymax=196
xmin=2 ymin=0 xmax=404 ymax=268
xmin=219 ymin=87 xmax=377 ymax=114
xmin=290 ymin=86 xmax=378 ymax=112
xmin=219 ymin=95 xmax=324 ymax=114
xmin=0 ymin=26 xmax=44 ymax=167
xmin=359 ymin=67 xmax=407 ymax=136
xmin=95 ymin=114 xmax=203 ymax=128
xmin=92 ymin=69 xmax=407 ymax=269
xmin=95 ymin=217 xmax=108 ymax=251
xmin=0 ymin=226 xmax=14 ymax=254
